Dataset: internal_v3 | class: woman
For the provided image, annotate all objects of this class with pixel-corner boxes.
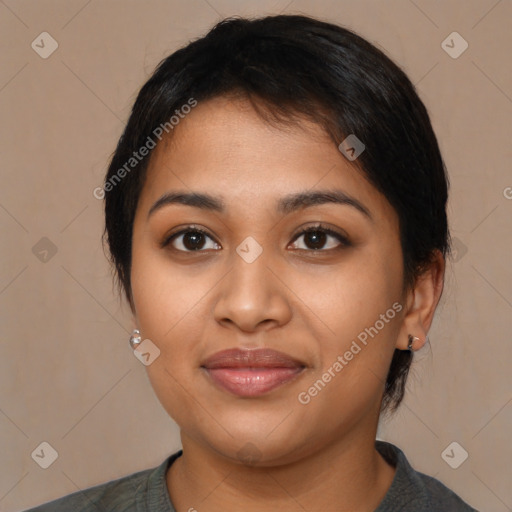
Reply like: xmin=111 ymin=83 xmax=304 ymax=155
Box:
xmin=26 ymin=14 xmax=479 ymax=512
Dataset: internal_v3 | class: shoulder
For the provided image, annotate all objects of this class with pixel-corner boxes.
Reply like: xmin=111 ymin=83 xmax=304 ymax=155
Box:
xmin=417 ymin=470 xmax=480 ymax=511
xmin=21 ymin=452 xmax=180 ymax=512
xmin=375 ymin=440 xmax=480 ymax=512
xmin=21 ymin=467 xmax=153 ymax=512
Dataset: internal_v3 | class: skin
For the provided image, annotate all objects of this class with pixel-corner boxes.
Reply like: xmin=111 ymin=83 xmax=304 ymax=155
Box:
xmin=130 ymin=95 xmax=445 ymax=511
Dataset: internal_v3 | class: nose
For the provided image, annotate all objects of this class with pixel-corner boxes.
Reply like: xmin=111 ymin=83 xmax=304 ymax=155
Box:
xmin=212 ymin=245 xmax=292 ymax=333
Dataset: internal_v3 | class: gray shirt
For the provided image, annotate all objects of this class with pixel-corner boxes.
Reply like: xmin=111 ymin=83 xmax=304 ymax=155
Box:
xmin=23 ymin=441 xmax=479 ymax=511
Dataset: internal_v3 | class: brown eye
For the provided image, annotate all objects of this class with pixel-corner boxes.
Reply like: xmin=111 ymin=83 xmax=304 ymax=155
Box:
xmin=163 ymin=227 xmax=220 ymax=252
xmin=290 ymin=225 xmax=351 ymax=251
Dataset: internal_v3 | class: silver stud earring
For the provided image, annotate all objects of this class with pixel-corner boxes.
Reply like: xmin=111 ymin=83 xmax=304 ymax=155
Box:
xmin=129 ymin=329 xmax=142 ymax=349
xmin=407 ymin=334 xmax=420 ymax=351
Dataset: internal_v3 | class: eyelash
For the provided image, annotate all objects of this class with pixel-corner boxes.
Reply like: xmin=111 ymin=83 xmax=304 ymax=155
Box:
xmin=161 ymin=223 xmax=351 ymax=253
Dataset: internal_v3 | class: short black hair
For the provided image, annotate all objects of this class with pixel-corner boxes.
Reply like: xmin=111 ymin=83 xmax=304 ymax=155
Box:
xmin=103 ymin=14 xmax=450 ymax=414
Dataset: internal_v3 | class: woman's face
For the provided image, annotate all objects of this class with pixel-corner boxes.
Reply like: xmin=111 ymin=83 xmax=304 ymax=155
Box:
xmin=131 ymin=95 xmax=407 ymax=465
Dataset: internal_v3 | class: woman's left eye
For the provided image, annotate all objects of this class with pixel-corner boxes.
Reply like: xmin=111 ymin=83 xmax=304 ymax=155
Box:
xmin=289 ymin=225 xmax=351 ymax=251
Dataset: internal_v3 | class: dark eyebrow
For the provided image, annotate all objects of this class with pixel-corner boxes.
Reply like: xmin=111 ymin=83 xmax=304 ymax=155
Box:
xmin=147 ymin=189 xmax=372 ymax=221
xmin=277 ymin=190 xmax=372 ymax=220
xmin=148 ymin=192 xmax=225 ymax=218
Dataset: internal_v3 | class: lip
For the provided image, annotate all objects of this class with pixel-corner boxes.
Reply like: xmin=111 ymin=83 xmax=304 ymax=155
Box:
xmin=201 ymin=348 xmax=306 ymax=397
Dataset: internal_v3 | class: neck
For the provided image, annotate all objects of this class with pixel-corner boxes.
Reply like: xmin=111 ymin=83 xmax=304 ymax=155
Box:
xmin=166 ymin=427 xmax=396 ymax=511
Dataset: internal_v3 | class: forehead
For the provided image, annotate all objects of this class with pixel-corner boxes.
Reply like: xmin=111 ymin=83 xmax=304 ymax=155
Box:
xmin=138 ymin=96 xmax=395 ymax=223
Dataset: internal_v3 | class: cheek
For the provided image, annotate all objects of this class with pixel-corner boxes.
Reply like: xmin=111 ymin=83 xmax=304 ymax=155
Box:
xmin=131 ymin=246 xmax=207 ymax=347
xmin=130 ymin=246 xmax=210 ymax=427
xmin=130 ymin=242 xmax=232 ymax=402
xmin=305 ymin=245 xmax=403 ymax=340
xmin=294 ymin=243 xmax=404 ymax=400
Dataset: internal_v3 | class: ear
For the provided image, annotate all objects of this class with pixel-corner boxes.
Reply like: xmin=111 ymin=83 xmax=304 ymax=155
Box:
xmin=396 ymin=250 xmax=446 ymax=351
xmin=129 ymin=300 xmax=138 ymax=331
xmin=127 ymin=288 xmax=138 ymax=327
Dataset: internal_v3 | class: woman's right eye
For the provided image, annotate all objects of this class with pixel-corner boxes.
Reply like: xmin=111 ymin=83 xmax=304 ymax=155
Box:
xmin=163 ymin=227 xmax=221 ymax=252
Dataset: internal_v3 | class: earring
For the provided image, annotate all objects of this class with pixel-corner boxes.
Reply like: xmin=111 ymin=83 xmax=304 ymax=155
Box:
xmin=129 ymin=329 xmax=142 ymax=349
xmin=407 ymin=334 xmax=420 ymax=351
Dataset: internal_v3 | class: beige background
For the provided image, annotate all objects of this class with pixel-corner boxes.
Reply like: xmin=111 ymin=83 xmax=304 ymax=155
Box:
xmin=1 ymin=1 xmax=511 ymax=511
